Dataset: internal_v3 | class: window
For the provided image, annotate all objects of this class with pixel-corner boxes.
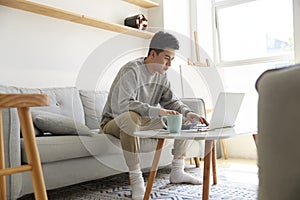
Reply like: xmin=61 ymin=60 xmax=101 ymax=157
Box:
xmin=195 ymin=0 xmax=295 ymax=130
xmin=213 ymin=0 xmax=294 ymax=66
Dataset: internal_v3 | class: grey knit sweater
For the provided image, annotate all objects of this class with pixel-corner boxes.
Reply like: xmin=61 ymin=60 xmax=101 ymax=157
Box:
xmin=101 ymin=57 xmax=192 ymax=125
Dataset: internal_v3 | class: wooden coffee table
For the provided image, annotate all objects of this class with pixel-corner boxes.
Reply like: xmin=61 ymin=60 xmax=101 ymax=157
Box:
xmin=135 ymin=126 xmax=256 ymax=200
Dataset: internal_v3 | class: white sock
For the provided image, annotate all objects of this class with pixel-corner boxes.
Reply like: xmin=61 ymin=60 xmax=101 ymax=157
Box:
xmin=170 ymin=159 xmax=202 ymax=185
xmin=129 ymin=169 xmax=145 ymax=200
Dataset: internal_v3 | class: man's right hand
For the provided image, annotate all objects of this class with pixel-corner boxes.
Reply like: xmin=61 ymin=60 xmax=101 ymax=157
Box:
xmin=159 ymin=109 xmax=179 ymax=116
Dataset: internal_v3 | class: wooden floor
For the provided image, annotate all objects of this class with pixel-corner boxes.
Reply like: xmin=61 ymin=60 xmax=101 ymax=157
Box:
xmin=186 ymin=157 xmax=258 ymax=185
xmin=216 ymin=158 xmax=258 ymax=184
xmin=187 ymin=157 xmax=257 ymax=168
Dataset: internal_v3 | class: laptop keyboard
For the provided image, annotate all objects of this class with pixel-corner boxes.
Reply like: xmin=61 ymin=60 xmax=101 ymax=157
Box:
xmin=181 ymin=123 xmax=207 ymax=130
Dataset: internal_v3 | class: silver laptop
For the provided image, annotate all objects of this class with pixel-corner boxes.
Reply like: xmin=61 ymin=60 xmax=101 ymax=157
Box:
xmin=192 ymin=92 xmax=244 ymax=131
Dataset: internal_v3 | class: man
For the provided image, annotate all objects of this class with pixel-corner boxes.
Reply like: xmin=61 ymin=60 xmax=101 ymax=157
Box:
xmin=101 ymin=31 xmax=208 ymax=200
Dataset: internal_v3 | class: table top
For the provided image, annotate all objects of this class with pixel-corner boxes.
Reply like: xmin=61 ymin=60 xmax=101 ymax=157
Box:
xmin=134 ymin=126 xmax=257 ymax=140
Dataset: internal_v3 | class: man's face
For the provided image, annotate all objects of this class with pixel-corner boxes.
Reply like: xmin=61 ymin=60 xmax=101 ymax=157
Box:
xmin=149 ymin=48 xmax=175 ymax=74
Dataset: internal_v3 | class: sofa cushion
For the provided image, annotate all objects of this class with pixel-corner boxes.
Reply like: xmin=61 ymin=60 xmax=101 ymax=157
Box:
xmin=20 ymin=133 xmax=174 ymax=164
xmin=79 ymin=90 xmax=108 ymax=129
xmin=33 ymin=126 xmax=43 ymax=137
xmin=31 ymin=111 xmax=92 ymax=136
xmin=0 ymin=85 xmax=20 ymax=93
xmin=21 ymin=134 xmax=123 ymax=163
xmin=20 ymin=87 xmax=86 ymax=124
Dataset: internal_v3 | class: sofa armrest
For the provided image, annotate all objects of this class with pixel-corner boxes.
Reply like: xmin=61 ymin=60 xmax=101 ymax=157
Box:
xmin=256 ymin=64 xmax=300 ymax=200
xmin=2 ymin=107 xmax=22 ymax=200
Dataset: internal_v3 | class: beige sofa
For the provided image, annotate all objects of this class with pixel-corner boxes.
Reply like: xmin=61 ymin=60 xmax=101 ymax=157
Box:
xmin=0 ymin=85 xmax=204 ymax=200
xmin=256 ymin=63 xmax=300 ymax=200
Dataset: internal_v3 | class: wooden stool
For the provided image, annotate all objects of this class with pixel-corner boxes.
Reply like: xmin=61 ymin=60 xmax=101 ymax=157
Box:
xmin=0 ymin=94 xmax=49 ymax=200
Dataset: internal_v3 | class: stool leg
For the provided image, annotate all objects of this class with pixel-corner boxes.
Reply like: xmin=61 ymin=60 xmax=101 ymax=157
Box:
xmin=194 ymin=157 xmax=201 ymax=168
xmin=18 ymin=107 xmax=47 ymax=200
xmin=0 ymin=109 xmax=7 ymax=200
xmin=221 ymin=139 xmax=228 ymax=160
xmin=252 ymin=134 xmax=257 ymax=146
xmin=189 ymin=158 xmax=194 ymax=165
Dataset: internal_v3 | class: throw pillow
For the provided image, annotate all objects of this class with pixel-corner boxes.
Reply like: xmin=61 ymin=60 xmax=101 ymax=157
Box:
xmin=31 ymin=110 xmax=93 ymax=136
xmin=79 ymin=90 xmax=108 ymax=129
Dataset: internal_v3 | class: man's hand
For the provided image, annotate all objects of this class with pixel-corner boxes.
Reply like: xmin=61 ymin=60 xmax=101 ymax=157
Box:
xmin=186 ymin=112 xmax=209 ymax=125
xmin=159 ymin=109 xmax=179 ymax=116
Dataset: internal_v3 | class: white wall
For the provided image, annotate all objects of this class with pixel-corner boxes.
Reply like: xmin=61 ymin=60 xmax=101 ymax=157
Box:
xmin=0 ymin=0 xmax=149 ymax=89
xmin=0 ymin=0 xmax=210 ymax=93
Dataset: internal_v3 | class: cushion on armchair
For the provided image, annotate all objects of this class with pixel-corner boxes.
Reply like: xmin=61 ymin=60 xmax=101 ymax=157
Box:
xmin=31 ymin=110 xmax=93 ymax=136
xmin=181 ymin=98 xmax=206 ymax=118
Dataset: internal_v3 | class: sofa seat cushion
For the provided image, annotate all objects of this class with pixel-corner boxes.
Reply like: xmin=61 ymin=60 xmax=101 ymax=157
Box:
xmin=21 ymin=134 xmax=174 ymax=164
xmin=21 ymin=134 xmax=122 ymax=163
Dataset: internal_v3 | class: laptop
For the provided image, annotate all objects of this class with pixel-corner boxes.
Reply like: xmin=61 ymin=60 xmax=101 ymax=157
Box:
xmin=182 ymin=92 xmax=245 ymax=131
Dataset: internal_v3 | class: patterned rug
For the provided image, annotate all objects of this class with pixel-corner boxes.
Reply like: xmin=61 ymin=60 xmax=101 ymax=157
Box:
xmin=19 ymin=165 xmax=258 ymax=200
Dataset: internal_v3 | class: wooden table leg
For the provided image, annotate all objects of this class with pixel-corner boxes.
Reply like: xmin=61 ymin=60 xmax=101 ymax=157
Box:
xmin=211 ymin=141 xmax=217 ymax=185
xmin=18 ymin=107 xmax=48 ymax=200
xmin=0 ymin=109 xmax=7 ymax=200
xmin=203 ymin=140 xmax=214 ymax=200
xmin=144 ymin=138 xmax=165 ymax=200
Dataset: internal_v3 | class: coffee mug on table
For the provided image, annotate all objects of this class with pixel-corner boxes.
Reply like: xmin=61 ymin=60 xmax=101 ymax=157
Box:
xmin=161 ymin=114 xmax=182 ymax=133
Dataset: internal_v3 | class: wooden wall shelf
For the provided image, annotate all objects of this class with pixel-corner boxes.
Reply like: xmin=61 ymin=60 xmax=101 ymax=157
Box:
xmin=122 ymin=0 xmax=159 ymax=8
xmin=0 ymin=0 xmax=155 ymax=39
